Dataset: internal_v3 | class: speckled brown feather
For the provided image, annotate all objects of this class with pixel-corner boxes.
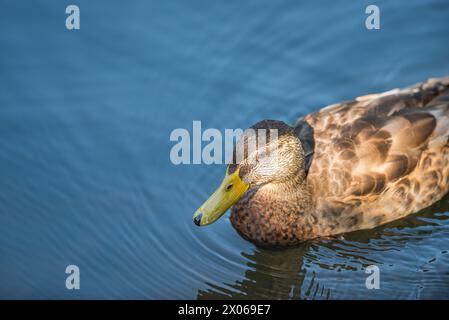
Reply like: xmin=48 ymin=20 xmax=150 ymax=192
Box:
xmin=230 ymin=77 xmax=449 ymax=246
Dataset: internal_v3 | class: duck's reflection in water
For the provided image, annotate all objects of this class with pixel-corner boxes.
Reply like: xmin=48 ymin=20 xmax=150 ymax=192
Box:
xmin=198 ymin=245 xmax=313 ymax=299
xmin=197 ymin=194 xmax=449 ymax=300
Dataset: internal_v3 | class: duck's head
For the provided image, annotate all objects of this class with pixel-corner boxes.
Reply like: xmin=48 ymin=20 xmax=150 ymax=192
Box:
xmin=193 ymin=120 xmax=305 ymax=226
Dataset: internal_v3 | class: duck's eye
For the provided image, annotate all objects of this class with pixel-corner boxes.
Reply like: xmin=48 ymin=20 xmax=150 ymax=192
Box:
xmin=227 ymin=164 xmax=237 ymax=175
xmin=225 ymin=184 xmax=233 ymax=191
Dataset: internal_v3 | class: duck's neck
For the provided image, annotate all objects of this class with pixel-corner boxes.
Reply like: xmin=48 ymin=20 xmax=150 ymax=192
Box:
xmin=230 ymin=175 xmax=318 ymax=246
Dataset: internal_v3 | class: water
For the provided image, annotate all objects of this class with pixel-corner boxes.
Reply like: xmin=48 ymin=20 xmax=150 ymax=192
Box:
xmin=1 ymin=0 xmax=449 ymax=299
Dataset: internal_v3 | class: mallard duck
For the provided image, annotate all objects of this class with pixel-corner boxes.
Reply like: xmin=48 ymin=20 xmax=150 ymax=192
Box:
xmin=193 ymin=77 xmax=449 ymax=246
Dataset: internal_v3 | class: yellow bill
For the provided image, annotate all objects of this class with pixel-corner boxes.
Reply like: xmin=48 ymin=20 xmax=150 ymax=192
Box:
xmin=193 ymin=166 xmax=249 ymax=226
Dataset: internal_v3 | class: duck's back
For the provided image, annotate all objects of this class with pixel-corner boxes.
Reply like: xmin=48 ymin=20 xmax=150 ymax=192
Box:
xmin=295 ymin=77 xmax=449 ymax=233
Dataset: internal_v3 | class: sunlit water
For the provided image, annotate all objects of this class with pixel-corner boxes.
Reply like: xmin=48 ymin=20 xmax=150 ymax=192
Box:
xmin=1 ymin=0 xmax=449 ymax=299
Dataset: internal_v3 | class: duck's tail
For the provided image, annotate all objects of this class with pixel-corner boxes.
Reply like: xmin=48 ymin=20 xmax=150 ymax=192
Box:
xmin=421 ymin=77 xmax=449 ymax=148
xmin=417 ymin=76 xmax=449 ymax=107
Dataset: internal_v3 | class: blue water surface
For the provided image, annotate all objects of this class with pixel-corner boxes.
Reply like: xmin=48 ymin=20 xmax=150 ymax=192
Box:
xmin=1 ymin=0 xmax=449 ymax=299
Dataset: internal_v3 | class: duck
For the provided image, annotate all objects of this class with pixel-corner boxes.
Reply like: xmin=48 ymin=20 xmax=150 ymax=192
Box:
xmin=193 ymin=77 xmax=449 ymax=246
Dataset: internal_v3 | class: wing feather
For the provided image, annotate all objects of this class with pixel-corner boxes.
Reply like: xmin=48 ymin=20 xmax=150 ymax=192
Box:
xmin=304 ymin=77 xmax=449 ymax=201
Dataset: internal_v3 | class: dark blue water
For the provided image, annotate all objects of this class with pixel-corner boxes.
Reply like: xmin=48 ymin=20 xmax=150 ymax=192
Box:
xmin=1 ymin=0 xmax=449 ymax=299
